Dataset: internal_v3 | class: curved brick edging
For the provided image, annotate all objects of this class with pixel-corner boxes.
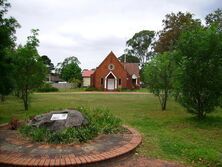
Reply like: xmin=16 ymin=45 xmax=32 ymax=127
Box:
xmin=0 ymin=125 xmax=142 ymax=166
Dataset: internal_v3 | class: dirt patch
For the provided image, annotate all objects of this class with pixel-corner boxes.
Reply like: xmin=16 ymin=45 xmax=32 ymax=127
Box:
xmin=96 ymin=154 xmax=186 ymax=167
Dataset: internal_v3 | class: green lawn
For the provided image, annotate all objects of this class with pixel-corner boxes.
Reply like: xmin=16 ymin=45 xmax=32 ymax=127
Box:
xmin=0 ymin=93 xmax=221 ymax=167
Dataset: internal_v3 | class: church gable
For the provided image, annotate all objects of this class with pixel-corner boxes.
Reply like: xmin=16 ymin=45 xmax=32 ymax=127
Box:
xmin=95 ymin=51 xmax=126 ymax=76
xmin=92 ymin=51 xmax=140 ymax=90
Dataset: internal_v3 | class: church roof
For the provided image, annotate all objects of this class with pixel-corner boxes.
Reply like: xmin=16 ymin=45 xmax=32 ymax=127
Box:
xmin=122 ymin=63 xmax=140 ymax=77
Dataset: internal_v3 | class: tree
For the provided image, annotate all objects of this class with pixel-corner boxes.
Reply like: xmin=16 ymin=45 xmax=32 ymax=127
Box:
xmin=57 ymin=56 xmax=80 ymax=68
xmin=57 ymin=56 xmax=82 ymax=84
xmin=13 ymin=29 xmax=46 ymax=110
xmin=176 ymin=25 xmax=222 ymax=119
xmin=126 ymin=30 xmax=155 ymax=66
xmin=118 ymin=53 xmax=140 ymax=63
xmin=142 ymin=52 xmax=175 ymax=111
xmin=154 ymin=12 xmax=201 ymax=53
xmin=40 ymin=55 xmax=54 ymax=73
xmin=0 ymin=0 xmax=20 ymax=101
xmin=205 ymin=8 xmax=222 ymax=27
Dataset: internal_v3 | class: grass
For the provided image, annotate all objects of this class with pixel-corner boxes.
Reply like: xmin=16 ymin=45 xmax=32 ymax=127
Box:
xmin=0 ymin=93 xmax=222 ymax=167
xmin=58 ymin=87 xmax=87 ymax=92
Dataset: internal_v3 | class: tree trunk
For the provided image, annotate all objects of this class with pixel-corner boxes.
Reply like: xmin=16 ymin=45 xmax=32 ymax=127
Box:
xmin=0 ymin=95 xmax=5 ymax=102
xmin=197 ymin=98 xmax=206 ymax=119
xmin=197 ymin=110 xmax=206 ymax=119
xmin=161 ymin=89 xmax=168 ymax=111
xmin=22 ymin=87 xmax=29 ymax=111
xmin=162 ymin=98 xmax=167 ymax=111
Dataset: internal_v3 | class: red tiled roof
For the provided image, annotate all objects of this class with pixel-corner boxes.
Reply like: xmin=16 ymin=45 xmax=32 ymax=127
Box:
xmin=122 ymin=63 xmax=140 ymax=77
xmin=82 ymin=69 xmax=94 ymax=77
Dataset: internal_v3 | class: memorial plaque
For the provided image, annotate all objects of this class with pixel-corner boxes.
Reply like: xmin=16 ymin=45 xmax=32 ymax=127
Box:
xmin=51 ymin=113 xmax=68 ymax=120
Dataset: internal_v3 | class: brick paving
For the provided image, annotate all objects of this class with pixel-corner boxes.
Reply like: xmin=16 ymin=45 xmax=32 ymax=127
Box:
xmin=0 ymin=126 xmax=142 ymax=166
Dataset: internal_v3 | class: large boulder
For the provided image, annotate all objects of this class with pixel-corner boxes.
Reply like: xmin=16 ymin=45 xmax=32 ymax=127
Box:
xmin=28 ymin=109 xmax=88 ymax=131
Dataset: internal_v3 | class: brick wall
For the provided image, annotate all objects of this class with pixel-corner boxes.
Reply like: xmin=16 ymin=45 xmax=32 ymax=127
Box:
xmin=92 ymin=52 xmax=130 ymax=90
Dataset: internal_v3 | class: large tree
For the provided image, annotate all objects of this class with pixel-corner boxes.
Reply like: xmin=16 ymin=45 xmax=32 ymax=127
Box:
xmin=176 ymin=25 xmax=222 ymax=119
xmin=13 ymin=29 xmax=46 ymax=110
xmin=118 ymin=53 xmax=140 ymax=63
xmin=126 ymin=30 xmax=155 ymax=66
xmin=205 ymin=8 xmax=222 ymax=27
xmin=154 ymin=12 xmax=201 ymax=53
xmin=40 ymin=55 xmax=54 ymax=73
xmin=0 ymin=0 xmax=20 ymax=101
xmin=57 ymin=56 xmax=82 ymax=83
xmin=142 ymin=52 xmax=175 ymax=111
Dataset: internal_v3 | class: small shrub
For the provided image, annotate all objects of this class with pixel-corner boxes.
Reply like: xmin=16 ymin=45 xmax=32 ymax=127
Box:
xmin=19 ymin=125 xmax=33 ymax=136
xmin=69 ymin=78 xmax=82 ymax=88
xmin=19 ymin=107 xmax=122 ymax=144
xmin=36 ymin=87 xmax=59 ymax=92
xmin=36 ymin=83 xmax=59 ymax=92
xmin=8 ymin=117 xmax=20 ymax=130
xmin=31 ymin=128 xmax=48 ymax=142
xmin=87 ymin=108 xmax=122 ymax=134
xmin=85 ymin=87 xmax=97 ymax=91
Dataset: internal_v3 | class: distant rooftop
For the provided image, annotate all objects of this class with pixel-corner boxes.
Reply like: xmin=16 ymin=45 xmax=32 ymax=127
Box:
xmin=82 ymin=69 xmax=94 ymax=77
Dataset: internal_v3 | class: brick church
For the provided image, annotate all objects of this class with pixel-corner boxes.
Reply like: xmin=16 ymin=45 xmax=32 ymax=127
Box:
xmin=88 ymin=51 xmax=140 ymax=90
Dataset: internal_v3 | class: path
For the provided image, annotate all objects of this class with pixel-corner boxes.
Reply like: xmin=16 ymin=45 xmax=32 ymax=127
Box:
xmin=35 ymin=91 xmax=152 ymax=95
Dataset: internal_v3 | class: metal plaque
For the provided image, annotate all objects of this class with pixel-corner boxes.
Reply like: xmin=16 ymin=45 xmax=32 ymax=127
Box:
xmin=51 ymin=113 xmax=68 ymax=120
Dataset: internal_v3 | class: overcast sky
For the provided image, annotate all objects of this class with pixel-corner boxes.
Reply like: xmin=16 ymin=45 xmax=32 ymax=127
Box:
xmin=8 ymin=0 xmax=221 ymax=69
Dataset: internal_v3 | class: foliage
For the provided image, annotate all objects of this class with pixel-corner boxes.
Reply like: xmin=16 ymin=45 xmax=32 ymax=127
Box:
xmin=40 ymin=55 xmax=54 ymax=73
xmin=126 ymin=30 xmax=155 ymax=66
xmin=19 ymin=107 xmax=122 ymax=143
xmin=142 ymin=52 xmax=175 ymax=111
xmin=13 ymin=29 xmax=47 ymax=110
xmin=205 ymin=8 xmax=222 ymax=28
xmin=60 ymin=56 xmax=80 ymax=66
xmin=176 ymin=25 xmax=222 ymax=119
xmin=61 ymin=63 xmax=82 ymax=82
xmin=57 ymin=56 xmax=82 ymax=82
xmin=36 ymin=87 xmax=58 ymax=93
xmin=56 ymin=56 xmax=80 ymax=73
xmin=0 ymin=0 xmax=20 ymax=101
xmin=154 ymin=11 xmax=201 ymax=53
xmin=118 ymin=53 xmax=140 ymax=63
xmin=85 ymin=87 xmax=98 ymax=91
xmin=69 ymin=78 xmax=82 ymax=88
xmin=36 ymin=83 xmax=58 ymax=92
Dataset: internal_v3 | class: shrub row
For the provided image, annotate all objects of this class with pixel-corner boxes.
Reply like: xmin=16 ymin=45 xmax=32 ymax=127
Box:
xmin=35 ymin=83 xmax=59 ymax=92
xmin=36 ymin=87 xmax=58 ymax=92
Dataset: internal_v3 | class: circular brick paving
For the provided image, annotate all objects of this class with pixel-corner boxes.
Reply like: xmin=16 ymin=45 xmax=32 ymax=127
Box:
xmin=0 ymin=125 xmax=141 ymax=166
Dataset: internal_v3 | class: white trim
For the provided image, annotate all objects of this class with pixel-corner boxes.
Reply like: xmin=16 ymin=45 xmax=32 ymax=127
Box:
xmin=104 ymin=71 xmax=117 ymax=90
xmin=115 ymin=78 xmax=117 ymax=89
xmin=132 ymin=74 xmax=137 ymax=79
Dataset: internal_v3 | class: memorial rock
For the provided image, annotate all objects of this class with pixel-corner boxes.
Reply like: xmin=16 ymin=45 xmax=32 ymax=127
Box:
xmin=28 ymin=109 xmax=88 ymax=131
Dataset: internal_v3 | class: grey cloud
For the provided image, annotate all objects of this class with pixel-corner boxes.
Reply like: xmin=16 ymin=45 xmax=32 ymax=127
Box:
xmin=8 ymin=0 xmax=221 ymax=69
